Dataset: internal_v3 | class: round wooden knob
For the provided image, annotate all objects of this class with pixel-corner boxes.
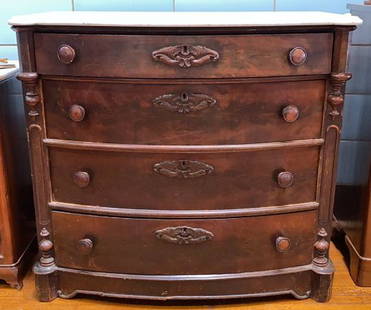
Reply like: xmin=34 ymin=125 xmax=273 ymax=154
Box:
xmin=57 ymin=44 xmax=76 ymax=64
xmin=68 ymin=105 xmax=85 ymax=122
xmin=78 ymin=238 xmax=94 ymax=254
xmin=289 ymin=47 xmax=307 ymax=66
xmin=282 ymin=105 xmax=300 ymax=123
xmin=276 ymin=236 xmax=291 ymax=252
xmin=73 ymin=171 xmax=90 ymax=188
xmin=277 ymin=171 xmax=294 ymax=188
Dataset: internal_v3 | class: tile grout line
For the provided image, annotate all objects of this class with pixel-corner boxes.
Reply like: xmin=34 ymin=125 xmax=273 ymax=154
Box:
xmin=346 ymin=92 xmax=371 ymax=95
xmin=72 ymin=0 xmax=75 ymax=11
xmin=0 ymin=44 xmax=17 ymax=46
xmin=173 ymin=0 xmax=176 ymax=12
xmin=273 ymin=0 xmax=276 ymax=11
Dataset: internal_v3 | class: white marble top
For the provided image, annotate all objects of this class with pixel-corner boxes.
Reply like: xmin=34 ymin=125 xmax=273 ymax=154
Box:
xmin=0 ymin=61 xmax=18 ymax=82
xmin=9 ymin=11 xmax=362 ymax=27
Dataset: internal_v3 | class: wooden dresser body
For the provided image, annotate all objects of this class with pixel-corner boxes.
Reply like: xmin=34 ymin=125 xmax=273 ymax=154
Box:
xmin=11 ymin=11 xmax=359 ymax=302
xmin=0 ymin=68 xmax=35 ymax=289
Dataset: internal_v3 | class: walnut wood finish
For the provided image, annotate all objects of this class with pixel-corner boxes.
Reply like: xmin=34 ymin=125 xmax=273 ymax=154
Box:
xmin=52 ymin=210 xmax=316 ymax=274
xmin=34 ymin=33 xmax=333 ymax=78
xmin=13 ymin=23 xmax=355 ymax=303
xmin=43 ymin=79 xmax=325 ymax=145
xmin=48 ymin=146 xmax=319 ymax=211
xmin=0 ymin=73 xmax=34 ymax=289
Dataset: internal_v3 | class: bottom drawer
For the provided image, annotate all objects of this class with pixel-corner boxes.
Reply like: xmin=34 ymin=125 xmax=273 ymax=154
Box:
xmin=52 ymin=210 xmax=317 ymax=275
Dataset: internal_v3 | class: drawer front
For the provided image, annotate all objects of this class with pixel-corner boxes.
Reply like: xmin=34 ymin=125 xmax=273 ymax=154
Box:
xmin=35 ymin=33 xmax=332 ymax=78
xmin=44 ymin=79 xmax=324 ymax=145
xmin=52 ymin=210 xmax=317 ymax=274
xmin=49 ymin=147 xmax=319 ymax=210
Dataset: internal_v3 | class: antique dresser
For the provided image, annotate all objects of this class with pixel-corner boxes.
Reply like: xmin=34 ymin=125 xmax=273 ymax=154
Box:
xmin=0 ymin=62 xmax=34 ymax=288
xmin=10 ymin=11 xmax=361 ymax=302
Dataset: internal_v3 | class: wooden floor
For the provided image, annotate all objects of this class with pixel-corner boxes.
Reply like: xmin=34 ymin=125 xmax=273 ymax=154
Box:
xmin=1 ymin=243 xmax=371 ymax=310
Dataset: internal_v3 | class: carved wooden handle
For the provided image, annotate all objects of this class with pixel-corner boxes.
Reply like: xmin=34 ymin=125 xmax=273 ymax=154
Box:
xmin=73 ymin=171 xmax=90 ymax=188
xmin=57 ymin=44 xmax=76 ymax=64
xmin=152 ymin=44 xmax=219 ymax=68
xmin=68 ymin=105 xmax=86 ymax=122
xmin=153 ymin=160 xmax=214 ymax=179
xmin=277 ymin=171 xmax=294 ymax=188
xmin=275 ymin=236 xmax=291 ymax=252
xmin=282 ymin=105 xmax=300 ymax=123
xmin=155 ymin=226 xmax=214 ymax=245
xmin=78 ymin=238 xmax=94 ymax=254
xmin=153 ymin=92 xmax=217 ymax=114
xmin=288 ymin=47 xmax=307 ymax=66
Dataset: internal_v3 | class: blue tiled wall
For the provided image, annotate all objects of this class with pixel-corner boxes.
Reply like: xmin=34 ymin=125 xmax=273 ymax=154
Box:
xmin=175 ymin=0 xmax=274 ymax=11
xmin=74 ymin=0 xmax=173 ymax=11
xmin=276 ymin=0 xmax=363 ymax=13
xmin=0 ymin=0 xmax=365 ymax=60
xmin=337 ymin=4 xmax=371 ymax=186
xmin=1 ymin=0 xmax=73 ymax=60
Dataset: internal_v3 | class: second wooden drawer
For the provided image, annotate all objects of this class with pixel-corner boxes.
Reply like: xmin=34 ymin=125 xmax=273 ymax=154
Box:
xmin=43 ymin=79 xmax=325 ymax=145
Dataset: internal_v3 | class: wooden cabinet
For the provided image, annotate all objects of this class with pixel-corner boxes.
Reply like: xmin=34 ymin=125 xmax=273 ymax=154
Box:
xmin=11 ymin=11 xmax=360 ymax=302
xmin=334 ymin=167 xmax=371 ymax=286
xmin=0 ymin=66 xmax=35 ymax=288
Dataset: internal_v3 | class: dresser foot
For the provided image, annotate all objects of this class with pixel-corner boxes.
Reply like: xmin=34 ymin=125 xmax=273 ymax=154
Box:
xmin=8 ymin=278 xmax=23 ymax=290
xmin=0 ymin=266 xmax=22 ymax=289
xmin=33 ymin=263 xmax=58 ymax=302
xmin=310 ymin=261 xmax=334 ymax=302
xmin=0 ymin=238 xmax=36 ymax=289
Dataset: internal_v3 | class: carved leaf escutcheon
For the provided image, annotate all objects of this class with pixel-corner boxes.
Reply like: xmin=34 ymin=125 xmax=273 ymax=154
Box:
xmin=153 ymin=92 xmax=217 ymax=114
xmin=152 ymin=45 xmax=219 ymax=68
xmin=153 ymin=160 xmax=214 ymax=178
xmin=155 ymin=226 xmax=214 ymax=245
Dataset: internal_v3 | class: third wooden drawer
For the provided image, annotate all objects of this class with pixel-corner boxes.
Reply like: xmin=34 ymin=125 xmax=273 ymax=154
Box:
xmin=48 ymin=145 xmax=320 ymax=211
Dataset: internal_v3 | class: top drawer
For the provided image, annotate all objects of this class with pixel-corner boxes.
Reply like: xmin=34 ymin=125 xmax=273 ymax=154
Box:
xmin=34 ymin=33 xmax=333 ymax=78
